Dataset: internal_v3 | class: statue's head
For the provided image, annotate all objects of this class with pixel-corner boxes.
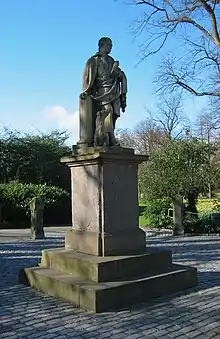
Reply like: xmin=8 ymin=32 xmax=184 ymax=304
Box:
xmin=98 ymin=37 xmax=112 ymax=55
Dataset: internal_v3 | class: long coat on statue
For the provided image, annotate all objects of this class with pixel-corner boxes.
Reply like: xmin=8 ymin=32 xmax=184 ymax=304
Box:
xmin=78 ymin=53 xmax=127 ymax=146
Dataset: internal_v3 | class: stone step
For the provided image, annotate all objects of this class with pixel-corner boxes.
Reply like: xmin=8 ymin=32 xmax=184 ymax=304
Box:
xmin=19 ymin=264 xmax=197 ymax=312
xmin=40 ymin=247 xmax=172 ymax=282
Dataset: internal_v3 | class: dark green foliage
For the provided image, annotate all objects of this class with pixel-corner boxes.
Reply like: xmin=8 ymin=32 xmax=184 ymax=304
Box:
xmin=0 ymin=181 xmax=70 ymax=227
xmin=185 ymin=189 xmax=199 ymax=214
xmin=144 ymin=199 xmax=173 ymax=229
xmin=213 ymin=204 xmax=220 ymax=213
xmin=139 ymin=138 xmax=220 ymax=234
xmin=184 ymin=212 xmax=220 ymax=234
xmin=139 ymin=204 xmax=147 ymax=226
xmin=183 ymin=213 xmax=202 ymax=234
xmin=0 ymin=181 xmax=69 ymax=226
xmin=0 ymin=181 xmax=69 ymax=210
xmin=139 ymin=139 xmax=219 ymax=201
xmin=0 ymin=129 xmax=71 ymax=190
xmin=0 ymin=129 xmax=72 ymax=227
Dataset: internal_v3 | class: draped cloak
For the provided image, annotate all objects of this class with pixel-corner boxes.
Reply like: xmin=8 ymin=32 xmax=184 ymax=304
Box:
xmin=78 ymin=53 xmax=127 ymax=146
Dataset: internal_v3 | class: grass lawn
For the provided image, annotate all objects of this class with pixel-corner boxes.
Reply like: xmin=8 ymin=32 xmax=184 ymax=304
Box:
xmin=139 ymin=202 xmax=149 ymax=227
xmin=139 ymin=198 xmax=220 ymax=229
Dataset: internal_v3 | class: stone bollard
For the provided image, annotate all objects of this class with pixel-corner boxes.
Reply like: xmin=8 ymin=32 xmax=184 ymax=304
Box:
xmin=30 ymin=197 xmax=45 ymax=240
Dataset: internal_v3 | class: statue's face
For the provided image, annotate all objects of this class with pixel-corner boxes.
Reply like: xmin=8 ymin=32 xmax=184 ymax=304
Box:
xmin=102 ymin=40 xmax=112 ymax=54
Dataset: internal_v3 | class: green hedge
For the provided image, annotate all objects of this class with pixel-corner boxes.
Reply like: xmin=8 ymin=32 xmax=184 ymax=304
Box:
xmin=184 ymin=211 xmax=220 ymax=234
xmin=140 ymin=198 xmax=220 ymax=234
xmin=0 ymin=181 xmax=70 ymax=227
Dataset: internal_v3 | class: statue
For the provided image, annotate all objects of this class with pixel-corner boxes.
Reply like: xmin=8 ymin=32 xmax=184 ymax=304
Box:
xmin=77 ymin=37 xmax=127 ymax=148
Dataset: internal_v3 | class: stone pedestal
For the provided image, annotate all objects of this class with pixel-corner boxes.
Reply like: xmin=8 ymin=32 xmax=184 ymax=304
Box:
xmin=62 ymin=147 xmax=146 ymax=256
xmin=19 ymin=147 xmax=197 ymax=312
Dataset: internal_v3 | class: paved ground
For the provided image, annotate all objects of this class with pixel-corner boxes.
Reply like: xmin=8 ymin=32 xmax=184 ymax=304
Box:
xmin=1 ymin=229 xmax=220 ymax=338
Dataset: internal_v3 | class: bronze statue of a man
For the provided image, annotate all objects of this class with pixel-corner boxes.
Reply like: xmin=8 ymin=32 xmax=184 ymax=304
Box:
xmin=77 ymin=37 xmax=127 ymax=147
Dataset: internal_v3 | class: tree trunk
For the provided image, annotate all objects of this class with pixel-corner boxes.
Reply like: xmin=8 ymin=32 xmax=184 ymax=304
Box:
xmin=185 ymin=190 xmax=198 ymax=216
xmin=208 ymin=183 xmax=212 ymax=199
xmin=172 ymin=196 xmax=184 ymax=236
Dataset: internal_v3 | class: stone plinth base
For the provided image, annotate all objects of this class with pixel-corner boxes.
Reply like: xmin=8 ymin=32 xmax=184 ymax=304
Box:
xmin=40 ymin=248 xmax=172 ymax=282
xmin=19 ymin=248 xmax=197 ymax=312
xmin=60 ymin=147 xmax=148 ymax=256
xmin=65 ymin=229 xmax=146 ymax=256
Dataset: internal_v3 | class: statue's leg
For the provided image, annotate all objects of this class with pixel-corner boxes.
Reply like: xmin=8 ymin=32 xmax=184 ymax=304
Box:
xmin=102 ymin=104 xmax=120 ymax=146
xmin=95 ymin=104 xmax=119 ymax=147
xmin=112 ymin=98 xmax=120 ymax=126
xmin=101 ymin=104 xmax=114 ymax=146
xmin=94 ymin=108 xmax=110 ymax=146
xmin=113 ymin=114 xmax=118 ymax=130
xmin=101 ymin=109 xmax=110 ymax=146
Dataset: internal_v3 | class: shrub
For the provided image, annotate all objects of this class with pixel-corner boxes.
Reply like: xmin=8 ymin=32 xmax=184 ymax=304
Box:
xmin=0 ymin=181 xmax=69 ymax=226
xmin=183 ymin=212 xmax=203 ymax=234
xmin=184 ymin=211 xmax=220 ymax=234
xmin=144 ymin=199 xmax=172 ymax=229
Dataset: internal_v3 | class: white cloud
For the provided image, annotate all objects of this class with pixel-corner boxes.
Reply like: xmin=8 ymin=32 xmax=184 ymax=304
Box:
xmin=42 ymin=105 xmax=79 ymax=145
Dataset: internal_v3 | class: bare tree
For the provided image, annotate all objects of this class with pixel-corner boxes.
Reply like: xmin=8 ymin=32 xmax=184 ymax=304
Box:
xmin=116 ymin=128 xmax=137 ymax=149
xmin=134 ymin=118 xmax=166 ymax=153
xmin=116 ymin=118 xmax=166 ymax=154
xmin=128 ymin=0 xmax=220 ymax=99
xmin=146 ymin=94 xmax=190 ymax=139
xmin=195 ymin=109 xmax=220 ymax=142
xmin=117 ymin=94 xmax=189 ymax=152
xmin=194 ymin=108 xmax=220 ymax=197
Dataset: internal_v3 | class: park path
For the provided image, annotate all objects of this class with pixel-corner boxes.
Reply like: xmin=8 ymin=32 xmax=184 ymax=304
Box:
xmin=1 ymin=229 xmax=220 ymax=338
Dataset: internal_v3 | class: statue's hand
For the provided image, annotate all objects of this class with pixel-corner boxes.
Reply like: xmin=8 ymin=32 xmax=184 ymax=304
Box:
xmin=120 ymin=94 xmax=127 ymax=112
xmin=80 ymin=92 xmax=88 ymax=100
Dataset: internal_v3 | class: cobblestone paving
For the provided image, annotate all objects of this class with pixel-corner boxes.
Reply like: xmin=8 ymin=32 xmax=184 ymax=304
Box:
xmin=1 ymin=232 xmax=220 ymax=338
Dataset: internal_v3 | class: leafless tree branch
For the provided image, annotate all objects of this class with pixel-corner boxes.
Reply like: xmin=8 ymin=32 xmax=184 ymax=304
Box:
xmin=198 ymin=0 xmax=220 ymax=46
xmin=146 ymin=94 xmax=189 ymax=139
xmin=129 ymin=0 xmax=220 ymax=98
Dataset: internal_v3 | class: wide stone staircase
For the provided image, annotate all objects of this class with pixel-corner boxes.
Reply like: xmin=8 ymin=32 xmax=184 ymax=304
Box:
xmin=19 ymin=247 xmax=197 ymax=312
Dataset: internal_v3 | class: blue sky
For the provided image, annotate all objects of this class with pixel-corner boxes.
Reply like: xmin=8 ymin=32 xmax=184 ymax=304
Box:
xmin=0 ymin=0 xmax=207 ymax=144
